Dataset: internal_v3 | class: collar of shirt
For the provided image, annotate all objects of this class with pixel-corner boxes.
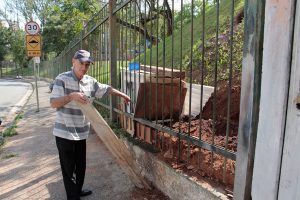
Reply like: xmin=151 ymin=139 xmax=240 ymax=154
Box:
xmin=71 ymin=68 xmax=89 ymax=85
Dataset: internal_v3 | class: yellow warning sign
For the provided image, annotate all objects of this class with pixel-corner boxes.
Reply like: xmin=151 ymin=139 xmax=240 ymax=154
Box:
xmin=27 ymin=51 xmax=41 ymax=57
xmin=26 ymin=35 xmax=41 ymax=57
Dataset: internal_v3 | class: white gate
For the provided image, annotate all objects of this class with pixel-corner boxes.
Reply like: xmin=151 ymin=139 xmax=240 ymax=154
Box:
xmin=278 ymin=1 xmax=300 ymax=199
xmin=249 ymin=0 xmax=299 ymax=199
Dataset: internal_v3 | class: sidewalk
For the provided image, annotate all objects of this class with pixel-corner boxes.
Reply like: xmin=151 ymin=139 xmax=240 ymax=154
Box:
xmin=0 ymin=80 xmax=165 ymax=200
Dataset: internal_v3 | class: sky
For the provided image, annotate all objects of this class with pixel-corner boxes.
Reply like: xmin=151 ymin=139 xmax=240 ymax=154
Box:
xmin=0 ymin=0 xmax=27 ymax=29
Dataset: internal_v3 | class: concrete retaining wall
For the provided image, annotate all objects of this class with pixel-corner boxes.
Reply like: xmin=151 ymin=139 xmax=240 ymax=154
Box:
xmin=122 ymin=138 xmax=228 ymax=200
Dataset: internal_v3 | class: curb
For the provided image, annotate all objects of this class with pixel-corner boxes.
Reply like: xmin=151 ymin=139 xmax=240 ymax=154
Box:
xmin=0 ymin=79 xmax=34 ymax=136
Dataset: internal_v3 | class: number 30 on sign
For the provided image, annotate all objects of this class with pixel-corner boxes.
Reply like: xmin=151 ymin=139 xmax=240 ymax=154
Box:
xmin=25 ymin=21 xmax=40 ymax=35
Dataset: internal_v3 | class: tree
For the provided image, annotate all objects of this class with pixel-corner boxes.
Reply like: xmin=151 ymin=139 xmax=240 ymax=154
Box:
xmin=42 ymin=0 xmax=100 ymax=55
xmin=0 ymin=0 xmax=101 ymax=56
xmin=119 ymin=0 xmax=173 ymax=45
xmin=9 ymin=29 xmax=27 ymax=67
xmin=2 ymin=0 xmax=55 ymax=29
xmin=0 ymin=24 xmax=11 ymax=62
xmin=0 ymin=22 xmax=26 ymax=68
xmin=0 ymin=0 xmax=44 ymax=64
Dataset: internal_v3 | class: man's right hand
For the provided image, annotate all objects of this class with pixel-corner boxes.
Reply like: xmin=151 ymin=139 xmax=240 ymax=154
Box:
xmin=69 ymin=92 xmax=89 ymax=104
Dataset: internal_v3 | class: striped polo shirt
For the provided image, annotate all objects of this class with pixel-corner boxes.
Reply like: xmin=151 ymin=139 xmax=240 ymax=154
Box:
xmin=50 ymin=69 xmax=111 ymax=140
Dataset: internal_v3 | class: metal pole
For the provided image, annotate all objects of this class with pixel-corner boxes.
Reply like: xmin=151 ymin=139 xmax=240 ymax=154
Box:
xmin=109 ymin=0 xmax=117 ymax=122
xmin=38 ymin=62 xmax=40 ymax=80
xmin=34 ymin=61 xmax=40 ymax=112
xmin=0 ymin=62 xmax=2 ymax=78
xmin=15 ymin=62 xmax=18 ymax=78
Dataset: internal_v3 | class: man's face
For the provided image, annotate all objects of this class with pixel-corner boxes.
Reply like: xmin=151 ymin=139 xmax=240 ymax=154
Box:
xmin=72 ymin=58 xmax=91 ymax=80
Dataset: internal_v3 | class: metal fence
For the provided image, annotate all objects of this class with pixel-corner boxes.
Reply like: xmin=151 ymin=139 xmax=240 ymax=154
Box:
xmin=40 ymin=0 xmax=246 ymax=191
xmin=0 ymin=61 xmax=33 ymax=78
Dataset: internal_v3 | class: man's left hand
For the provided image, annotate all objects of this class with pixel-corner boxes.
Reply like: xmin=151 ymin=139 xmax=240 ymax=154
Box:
xmin=122 ymin=94 xmax=131 ymax=105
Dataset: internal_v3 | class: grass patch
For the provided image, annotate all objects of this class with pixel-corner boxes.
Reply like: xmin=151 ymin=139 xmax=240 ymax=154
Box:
xmin=0 ymin=137 xmax=4 ymax=147
xmin=2 ymin=153 xmax=17 ymax=160
xmin=1 ymin=112 xmax=24 ymax=138
xmin=15 ymin=112 xmax=24 ymax=121
xmin=2 ymin=124 xmax=18 ymax=137
xmin=139 ymin=0 xmax=244 ymax=69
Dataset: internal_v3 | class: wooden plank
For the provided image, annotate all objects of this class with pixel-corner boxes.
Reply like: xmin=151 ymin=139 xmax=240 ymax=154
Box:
xmin=250 ymin=0 xmax=296 ymax=199
xmin=135 ymin=123 xmax=154 ymax=144
xmin=75 ymin=102 xmax=151 ymax=189
xmin=145 ymin=75 xmax=181 ymax=84
xmin=121 ymin=69 xmax=213 ymax=118
xmin=134 ymin=82 xmax=187 ymax=120
xmin=278 ymin=1 xmax=300 ymax=199
xmin=140 ymin=64 xmax=185 ymax=79
xmin=120 ymin=103 xmax=134 ymax=136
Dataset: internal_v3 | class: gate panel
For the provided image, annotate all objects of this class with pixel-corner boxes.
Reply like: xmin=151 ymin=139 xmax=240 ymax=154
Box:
xmin=250 ymin=0 xmax=296 ymax=200
xmin=278 ymin=1 xmax=300 ymax=199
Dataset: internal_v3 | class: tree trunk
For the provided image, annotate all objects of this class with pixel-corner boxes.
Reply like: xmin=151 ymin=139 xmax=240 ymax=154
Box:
xmin=116 ymin=18 xmax=159 ymax=44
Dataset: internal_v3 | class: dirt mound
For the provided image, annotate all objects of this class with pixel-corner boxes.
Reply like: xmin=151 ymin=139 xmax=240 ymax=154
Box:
xmin=152 ymin=78 xmax=242 ymax=191
xmin=201 ymin=78 xmax=241 ymax=136
xmin=155 ymin=128 xmax=236 ymax=190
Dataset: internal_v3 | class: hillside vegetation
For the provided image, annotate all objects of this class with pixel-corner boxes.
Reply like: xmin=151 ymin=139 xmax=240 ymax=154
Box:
xmin=138 ymin=0 xmax=244 ymax=86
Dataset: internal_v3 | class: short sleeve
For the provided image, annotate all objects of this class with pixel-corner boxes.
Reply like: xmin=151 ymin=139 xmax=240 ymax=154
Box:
xmin=50 ymin=76 xmax=65 ymax=101
xmin=94 ymin=82 xmax=112 ymax=98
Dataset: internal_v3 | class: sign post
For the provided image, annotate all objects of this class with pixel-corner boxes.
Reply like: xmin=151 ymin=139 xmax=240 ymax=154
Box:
xmin=25 ymin=21 xmax=41 ymax=112
xmin=33 ymin=57 xmax=40 ymax=112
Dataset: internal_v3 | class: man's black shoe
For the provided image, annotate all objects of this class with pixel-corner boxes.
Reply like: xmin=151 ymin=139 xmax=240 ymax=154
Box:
xmin=80 ymin=189 xmax=92 ymax=197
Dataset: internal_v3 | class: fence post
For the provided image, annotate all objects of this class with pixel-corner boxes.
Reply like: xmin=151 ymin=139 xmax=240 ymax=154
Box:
xmin=109 ymin=0 xmax=117 ymax=122
xmin=233 ymin=0 xmax=265 ymax=199
xmin=80 ymin=30 xmax=83 ymax=49
xmin=0 ymin=62 xmax=2 ymax=78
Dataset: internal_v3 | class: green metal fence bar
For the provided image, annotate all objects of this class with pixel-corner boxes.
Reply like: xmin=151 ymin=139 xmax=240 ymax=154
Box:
xmin=223 ymin=0 xmax=235 ymax=184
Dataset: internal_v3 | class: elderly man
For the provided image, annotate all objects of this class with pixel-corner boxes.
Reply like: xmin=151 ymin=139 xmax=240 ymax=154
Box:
xmin=50 ymin=50 xmax=130 ymax=200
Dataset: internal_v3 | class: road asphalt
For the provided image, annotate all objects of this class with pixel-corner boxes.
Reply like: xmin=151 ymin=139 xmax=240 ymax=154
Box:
xmin=0 ymin=79 xmax=165 ymax=200
xmin=0 ymin=79 xmax=32 ymax=126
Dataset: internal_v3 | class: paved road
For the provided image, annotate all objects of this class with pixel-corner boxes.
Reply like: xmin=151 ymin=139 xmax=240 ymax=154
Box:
xmin=0 ymin=79 xmax=32 ymax=121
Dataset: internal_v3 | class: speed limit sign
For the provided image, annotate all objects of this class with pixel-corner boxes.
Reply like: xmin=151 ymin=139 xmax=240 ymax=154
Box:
xmin=25 ymin=21 xmax=40 ymax=35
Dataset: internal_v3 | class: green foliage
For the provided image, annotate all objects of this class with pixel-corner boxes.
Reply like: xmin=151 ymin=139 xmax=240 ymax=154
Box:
xmin=0 ymin=24 xmax=11 ymax=62
xmin=173 ymin=0 xmax=215 ymax=30
xmin=184 ymin=19 xmax=244 ymax=85
xmin=2 ymin=124 xmax=17 ymax=137
xmin=15 ymin=112 xmax=24 ymax=121
xmin=42 ymin=0 xmax=101 ymax=55
xmin=0 ymin=2 xmax=29 ymax=65
xmin=9 ymin=30 xmax=27 ymax=67
xmin=1 ymin=112 xmax=24 ymax=137
xmin=2 ymin=153 xmax=17 ymax=159
xmin=0 ymin=138 xmax=4 ymax=147
xmin=0 ymin=24 xmax=27 ymax=68
xmin=1 ymin=66 xmax=34 ymax=77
